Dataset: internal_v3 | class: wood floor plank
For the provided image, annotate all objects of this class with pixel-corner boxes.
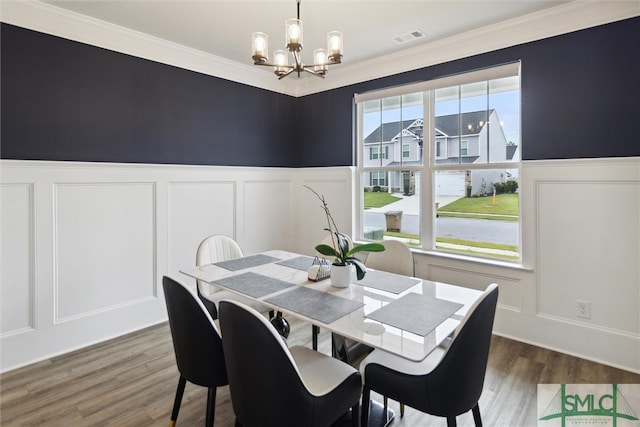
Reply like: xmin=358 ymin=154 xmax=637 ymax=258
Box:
xmin=1 ymin=319 xmax=638 ymax=426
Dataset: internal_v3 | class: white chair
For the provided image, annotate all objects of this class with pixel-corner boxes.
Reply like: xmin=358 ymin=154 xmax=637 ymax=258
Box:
xmin=196 ymin=234 xmax=271 ymax=319
xmin=364 ymin=239 xmax=414 ymax=277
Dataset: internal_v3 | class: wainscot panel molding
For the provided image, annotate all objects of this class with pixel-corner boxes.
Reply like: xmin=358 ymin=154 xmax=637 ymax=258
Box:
xmin=0 ymin=160 xmax=352 ymax=372
xmin=1 ymin=159 xmax=638 ymax=373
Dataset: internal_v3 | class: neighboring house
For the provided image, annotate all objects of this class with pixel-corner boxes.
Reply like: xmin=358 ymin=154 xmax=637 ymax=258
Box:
xmin=363 ymin=110 xmax=519 ymax=196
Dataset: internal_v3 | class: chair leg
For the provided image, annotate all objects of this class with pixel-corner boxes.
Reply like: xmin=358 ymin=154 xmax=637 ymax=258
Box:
xmin=383 ymin=395 xmax=388 ymax=412
xmin=472 ymin=403 xmax=483 ymax=427
xmin=351 ymin=401 xmax=360 ymax=427
xmin=361 ymin=386 xmax=371 ymax=427
xmin=205 ymin=387 xmax=216 ymax=427
xmin=400 ymin=402 xmax=405 ymax=417
xmin=170 ymin=376 xmax=187 ymax=427
xmin=447 ymin=416 xmax=457 ymax=427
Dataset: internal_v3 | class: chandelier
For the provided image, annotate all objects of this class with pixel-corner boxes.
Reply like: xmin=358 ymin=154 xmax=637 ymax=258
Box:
xmin=251 ymin=0 xmax=343 ymax=79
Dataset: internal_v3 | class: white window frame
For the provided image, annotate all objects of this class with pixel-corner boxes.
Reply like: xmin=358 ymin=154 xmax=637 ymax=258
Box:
xmin=402 ymin=143 xmax=410 ymax=158
xmin=460 ymin=140 xmax=469 ymax=156
xmin=355 ymin=62 xmax=522 ymax=263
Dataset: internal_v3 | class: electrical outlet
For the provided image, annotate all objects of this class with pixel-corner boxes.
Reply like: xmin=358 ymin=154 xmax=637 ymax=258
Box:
xmin=576 ymin=300 xmax=591 ymax=319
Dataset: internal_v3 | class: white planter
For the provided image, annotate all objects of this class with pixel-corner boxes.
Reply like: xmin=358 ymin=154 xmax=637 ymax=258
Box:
xmin=331 ymin=264 xmax=354 ymax=288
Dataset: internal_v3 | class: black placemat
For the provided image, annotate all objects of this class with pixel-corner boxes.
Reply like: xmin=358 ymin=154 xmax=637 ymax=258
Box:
xmin=354 ymin=270 xmax=420 ymax=294
xmin=365 ymin=292 xmax=463 ymax=336
xmin=214 ymin=272 xmax=295 ymax=298
xmin=214 ymin=254 xmax=280 ymax=271
xmin=265 ymin=287 xmax=364 ymax=324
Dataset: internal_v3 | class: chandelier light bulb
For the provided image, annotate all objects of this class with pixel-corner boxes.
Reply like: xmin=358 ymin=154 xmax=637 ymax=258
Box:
xmin=327 ymin=31 xmax=343 ymax=63
xmin=274 ymin=50 xmax=288 ymax=66
xmin=251 ymin=32 xmax=269 ymax=63
xmin=329 ymin=35 xmax=340 ymax=50
xmin=289 ymin=24 xmax=300 ymax=41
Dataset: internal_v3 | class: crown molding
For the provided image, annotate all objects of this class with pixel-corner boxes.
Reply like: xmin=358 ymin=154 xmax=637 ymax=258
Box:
xmin=297 ymin=1 xmax=639 ymax=96
xmin=0 ymin=0 xmax=294 ymax=96
xmin=1 ymin=0 xmax=637 ymax=98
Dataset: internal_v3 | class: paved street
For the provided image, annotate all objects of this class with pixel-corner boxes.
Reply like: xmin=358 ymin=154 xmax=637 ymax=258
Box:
xmin=363 ymin=212 xmax=519 ymax=246
xmin=364 ymin=194 xmax=519 ymax=246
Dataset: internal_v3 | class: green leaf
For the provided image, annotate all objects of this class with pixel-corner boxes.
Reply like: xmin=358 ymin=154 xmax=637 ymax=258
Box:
xmin=315 ymin=244 xmax=338 ymax=257
xmin=347 ymin=242 xmax=385 ymax=256
xmin=351 ymin=258 xmax=367 ymax=280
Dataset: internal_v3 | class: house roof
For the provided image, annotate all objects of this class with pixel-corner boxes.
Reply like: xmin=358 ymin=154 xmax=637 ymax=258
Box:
xmin=364 ymin=119 xmax=422 ymax=144
xmin=364 ymin=110 xmax=495 ymax=143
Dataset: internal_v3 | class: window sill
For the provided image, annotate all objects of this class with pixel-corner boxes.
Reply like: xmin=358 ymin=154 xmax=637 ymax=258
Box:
xmin=411 ymin=248 xmax=534 ymax=272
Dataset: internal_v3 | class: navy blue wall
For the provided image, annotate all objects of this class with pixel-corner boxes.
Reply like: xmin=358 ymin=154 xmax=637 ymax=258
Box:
xmin=2 ymin=18 xmax=638 ymax=167
xmin=295 ymin=17 xmax=640 ymax=166
xmin=1 ymin=24 xmax=296 ymax=167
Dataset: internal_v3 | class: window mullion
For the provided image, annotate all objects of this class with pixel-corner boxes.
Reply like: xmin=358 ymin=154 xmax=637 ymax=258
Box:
xmin=422 ymin=90 xmax=435 ymax=251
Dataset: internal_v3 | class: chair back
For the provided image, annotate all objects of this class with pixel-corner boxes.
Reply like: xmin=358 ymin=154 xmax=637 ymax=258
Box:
xmin=196 ymin=234 xmax=243 ymax=291
xmin=365 ymin=239 xmax=414 ymax=276
xmin=219 ymin=300 xmax=317 ymax=427
xmin=162 ymin=276 xmax=228 ymax=388
xmin=417 ymin=283 xmax=498 ymax=417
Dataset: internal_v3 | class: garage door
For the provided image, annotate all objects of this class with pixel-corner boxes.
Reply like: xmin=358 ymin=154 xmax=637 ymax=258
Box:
xmin=435 ymin=171 xmax=465 ymax=196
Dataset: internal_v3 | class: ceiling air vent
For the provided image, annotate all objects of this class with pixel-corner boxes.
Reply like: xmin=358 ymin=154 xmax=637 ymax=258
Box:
xmin=392 ymin=30 xmax=426 ymax=44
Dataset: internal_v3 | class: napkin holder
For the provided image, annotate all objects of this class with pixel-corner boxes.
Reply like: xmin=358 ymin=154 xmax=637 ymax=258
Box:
xmin=307 ymin=257 xmax=331 ymax=282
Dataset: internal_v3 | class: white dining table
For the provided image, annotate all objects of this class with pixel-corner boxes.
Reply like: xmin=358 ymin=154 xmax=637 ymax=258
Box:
xmin=180 ymin=249 xmax=482 ymax=363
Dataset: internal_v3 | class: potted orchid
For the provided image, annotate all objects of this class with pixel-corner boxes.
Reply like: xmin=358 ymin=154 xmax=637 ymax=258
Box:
xmin=305 ymin=186 xmax=384 ymax=286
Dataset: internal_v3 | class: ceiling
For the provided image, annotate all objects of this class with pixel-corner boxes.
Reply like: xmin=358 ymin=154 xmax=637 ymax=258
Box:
xmin=40 ymin=0 xmax=572 ymax=74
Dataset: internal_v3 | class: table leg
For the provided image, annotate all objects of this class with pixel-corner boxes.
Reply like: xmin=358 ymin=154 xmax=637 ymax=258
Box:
xmin=312 ymin=325 xmax=319 ymax=350
xmin=331 ymin=401 xmax=394 ymax=427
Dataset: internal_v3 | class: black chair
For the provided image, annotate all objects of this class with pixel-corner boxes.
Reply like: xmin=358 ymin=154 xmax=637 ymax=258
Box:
xmin=360 ymin=283 xmax=499 ymax=427
xmin=162 ymin=276 xmax=229 ymax=427
xmin=219 ymin=299 xmax=363 ymax=427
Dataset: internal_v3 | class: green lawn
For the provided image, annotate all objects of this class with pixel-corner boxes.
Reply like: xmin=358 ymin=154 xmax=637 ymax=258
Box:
xmin=363 ymin=192 xmax=402 ymax=209
xmin=438 ymin=193 xmax=519 ymax=221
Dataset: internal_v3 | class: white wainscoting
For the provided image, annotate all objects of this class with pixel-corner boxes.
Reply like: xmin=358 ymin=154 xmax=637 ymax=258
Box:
xmin=414 ymin=157 xmax=639 ymax=373
xmin=1 ymin=159 xmax=638 ymax=373
xmin=0 ymin=161 xmax=353 ymax=372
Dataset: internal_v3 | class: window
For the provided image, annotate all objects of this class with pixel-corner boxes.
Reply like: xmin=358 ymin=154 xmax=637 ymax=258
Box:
xmin=356 ymin=63 xmax=521 ymax=262
xmin=370 ymin=171 xmax=386 ymax=186
xmin=369 ymin=146 xmax=389 ymax=160
xmin=460 ymin=140 xmax=468 ymax=156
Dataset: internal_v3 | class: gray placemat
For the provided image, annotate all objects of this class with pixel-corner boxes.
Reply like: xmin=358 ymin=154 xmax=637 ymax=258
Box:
xmin=214 ymin=254 xmax=280 ymax=271
xmin=215 ymin=272 xmax=295 ymax=298
xmin=354 ymin=270 xmax=420 ymax=294
xmin=265 ymin=287 xmax=364 ymax=324
xmin=365 ymin=292 xmax=463 ymax=336
xmin=276 ymin=256 xmax=315 ymax=271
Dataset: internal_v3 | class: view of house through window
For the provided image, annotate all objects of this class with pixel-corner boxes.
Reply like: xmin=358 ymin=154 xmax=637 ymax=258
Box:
xmin=357 ymin=64 xmax=521 ymax=262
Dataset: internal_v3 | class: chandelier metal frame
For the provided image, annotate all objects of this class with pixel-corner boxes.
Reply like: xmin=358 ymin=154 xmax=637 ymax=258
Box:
xmin=251 ymin=0 xmax=343 ymax=79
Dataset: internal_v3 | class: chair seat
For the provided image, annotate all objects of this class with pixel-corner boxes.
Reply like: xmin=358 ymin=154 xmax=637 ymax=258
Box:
xmin=290 ymin=345 xmax=361 ymax=397
xmin=360 ymin=345 xmax=446 ymax=378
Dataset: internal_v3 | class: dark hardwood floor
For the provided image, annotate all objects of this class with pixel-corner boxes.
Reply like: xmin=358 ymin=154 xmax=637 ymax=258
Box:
xmin=1 ymin=318 xmax=638 ymax=426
